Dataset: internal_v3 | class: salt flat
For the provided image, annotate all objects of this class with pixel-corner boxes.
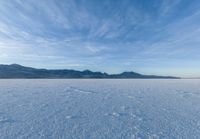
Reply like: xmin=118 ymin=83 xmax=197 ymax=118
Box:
xmin=0 ymin=79 xmax=200 ymax=139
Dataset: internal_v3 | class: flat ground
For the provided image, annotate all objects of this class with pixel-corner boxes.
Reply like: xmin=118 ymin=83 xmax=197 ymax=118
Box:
xmin=0 ymin=79 xmax=200 ymax=139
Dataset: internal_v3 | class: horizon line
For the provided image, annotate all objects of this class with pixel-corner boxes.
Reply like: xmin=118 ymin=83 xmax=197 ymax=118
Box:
xmin=0 ymin=63 xmax=182 ymax=78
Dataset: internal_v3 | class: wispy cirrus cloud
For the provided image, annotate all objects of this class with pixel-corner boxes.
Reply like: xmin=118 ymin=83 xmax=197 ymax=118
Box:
xmin=0 ymin=0 xmax=200 ymax=77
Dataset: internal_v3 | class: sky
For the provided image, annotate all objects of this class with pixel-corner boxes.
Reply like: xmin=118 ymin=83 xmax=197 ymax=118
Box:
xmin=0 ymin=0 xmax=200 ymax=77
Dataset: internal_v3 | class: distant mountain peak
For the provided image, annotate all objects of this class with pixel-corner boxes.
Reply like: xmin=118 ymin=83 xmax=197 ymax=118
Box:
xmin=120 ymin=71 xmax=141 ymax=75
xmin=10 ymin=64 xmax=24 ymax=67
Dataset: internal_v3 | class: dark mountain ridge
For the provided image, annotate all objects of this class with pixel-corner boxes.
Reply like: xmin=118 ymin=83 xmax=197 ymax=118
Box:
xmin=0 ymin=64 xmax=180 ymax=79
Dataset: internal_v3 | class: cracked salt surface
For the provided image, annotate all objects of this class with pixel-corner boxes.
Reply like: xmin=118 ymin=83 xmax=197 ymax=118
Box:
xmin=0 ymin=79 xmax=200 ymax=139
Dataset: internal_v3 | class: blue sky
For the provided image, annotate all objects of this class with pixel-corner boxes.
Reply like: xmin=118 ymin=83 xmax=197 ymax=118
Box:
xmin=0 ymin=0 xmax=200 ymax=77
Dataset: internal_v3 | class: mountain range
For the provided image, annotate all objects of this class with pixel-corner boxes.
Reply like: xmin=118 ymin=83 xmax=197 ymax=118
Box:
xmin=0 ymin=64 xmax=179 ymax=79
